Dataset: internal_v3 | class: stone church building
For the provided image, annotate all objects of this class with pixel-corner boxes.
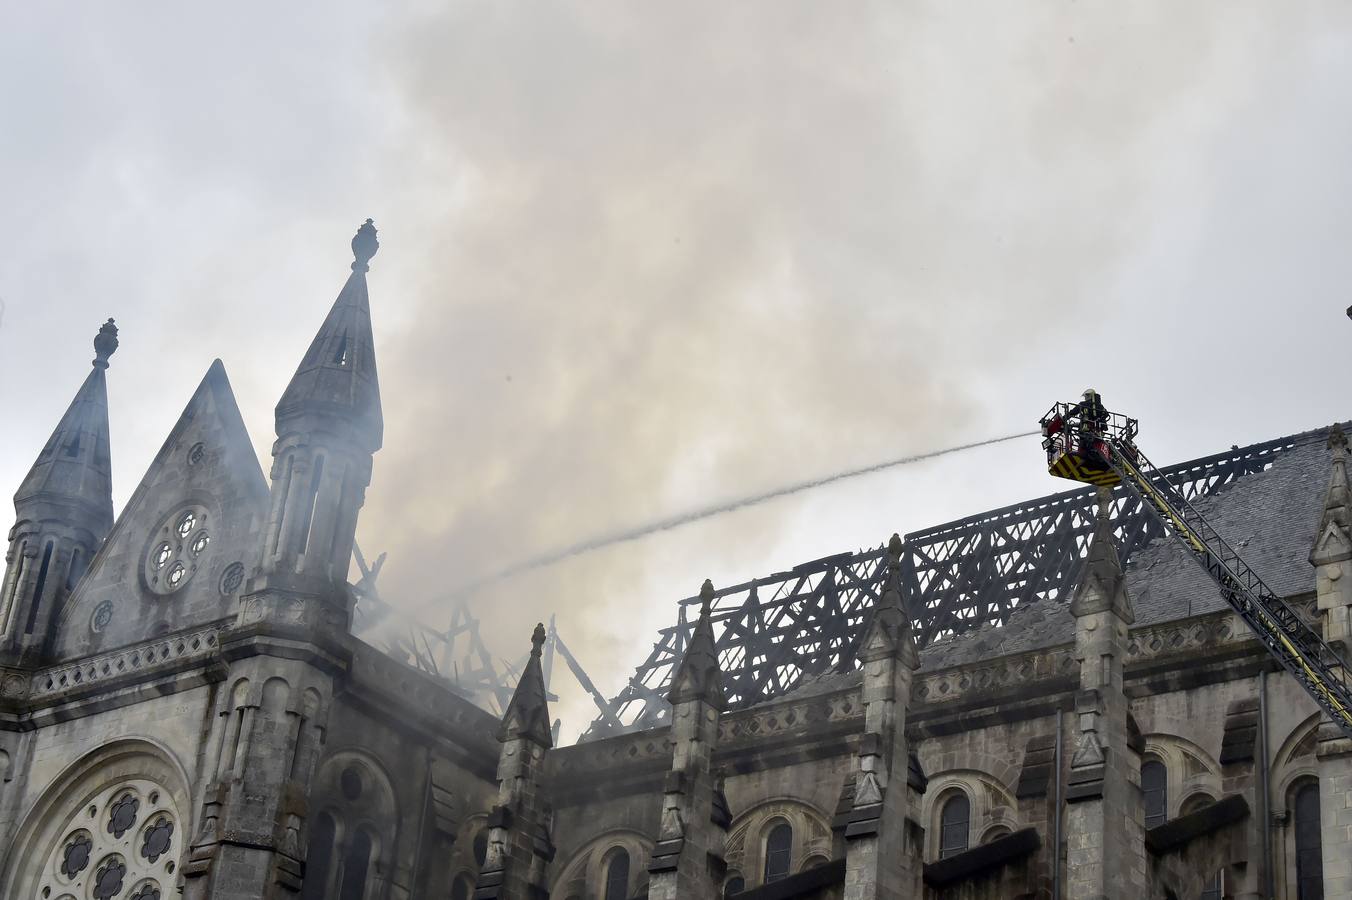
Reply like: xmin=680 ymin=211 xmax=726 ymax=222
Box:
xmin=1 ymin=220 xmax=1350 ymax=899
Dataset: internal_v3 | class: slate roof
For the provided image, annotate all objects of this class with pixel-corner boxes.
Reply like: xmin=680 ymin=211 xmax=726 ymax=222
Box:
xmin=917 ymin=431 xmax=1332 ymax=672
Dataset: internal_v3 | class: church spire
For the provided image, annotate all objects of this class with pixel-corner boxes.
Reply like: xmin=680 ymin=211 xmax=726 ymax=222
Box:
xmin=1070 ymin=487 xmax=1133 ymax=623
xmin=254 ymin=221 xmax=385 ymax=589
xmin=498 ymin=622 xmax=553 ymax=747
xmin=668 ymin=579 xmax=727 ymax=709
xmin=14 ymin=319 xmax=118 ymax=526
xmin=1 ymin=319 xmax=118 ymax=661
xmin=856 ymin=534 xmax=920 ymax=669
xmin=275 ymin=218 xmax=383 ymax=452
xmin=1316 ymin=425 xmax=1351 ymax=539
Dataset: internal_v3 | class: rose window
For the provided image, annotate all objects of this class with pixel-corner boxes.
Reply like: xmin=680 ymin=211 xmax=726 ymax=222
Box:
xmin=144 ymin=505 xmax=211 ymax=596
xmin=38 ymin=779 xmax=178 ymax=900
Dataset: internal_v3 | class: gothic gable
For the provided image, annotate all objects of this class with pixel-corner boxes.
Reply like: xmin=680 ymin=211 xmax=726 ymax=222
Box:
xmin=53 ymin=360 xmax=269 ymax=659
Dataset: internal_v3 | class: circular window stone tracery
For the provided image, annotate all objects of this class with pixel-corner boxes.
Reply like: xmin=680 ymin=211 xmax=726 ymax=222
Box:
xmin=36 ymin=779 xmax=180 ymax=900
xmin=143 ymin=505 xmax=211 ymax=596
xmin=219 ymin=562 xmax=245 ymax=597
xmin=89 ymin=601 xmax=114 ymax=635
xmin=58 ymin=832 xmax=92 ymax=879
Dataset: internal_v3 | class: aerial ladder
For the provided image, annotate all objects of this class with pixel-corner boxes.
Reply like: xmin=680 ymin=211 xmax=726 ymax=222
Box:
xmin=1041 ymin=392 xmax=1352 ymax=740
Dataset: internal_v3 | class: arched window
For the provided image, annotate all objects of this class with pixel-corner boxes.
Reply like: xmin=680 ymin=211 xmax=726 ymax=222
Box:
xmin=604 ymin=849 xmax=630 ymax=900
xmin=1294 ymin=781 xmax=1323 ymax=900
xmin=764 ymin=822 xmax=792 ymax=883
xmin=473 ymin=830 xmax=488 ymax=868
xmin=300 ymin=812 xmax=336 ymax=900
xmin=939 ymin=794 xmax=970 ymax=859
xmin=451 ymin=873 xmax=473 ymax=900
xmin=1142 ymin=760 xmax=1168 ymax=829
xmin=724 ymin=874 xmax=745 ymax=896
xmin=338 ymin=828 xmax=373 ymax=900
xmin=24 ymin=541 xmax=54 ymax=634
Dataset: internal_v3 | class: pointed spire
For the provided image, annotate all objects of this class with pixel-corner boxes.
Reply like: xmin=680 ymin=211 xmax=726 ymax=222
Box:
xmin=668 ymin=579 xmax=727 ymax=710
xmin=498 ymin=623 xmax=553 ymax=748
xmin=1320 ymin=425 xmax=1350 ymax=533
xmin=1070 ymin=487 xmax=1134 ymax=622
xmin=1311 ymin=425 xmax=1352 ymax=567
xmin=857 ymin=534 xmax=920 ymax=668
xmin=275 ymin=219 xmax=383 ymax=451
xmin=14 ymin=320 xmax=117 ymax=532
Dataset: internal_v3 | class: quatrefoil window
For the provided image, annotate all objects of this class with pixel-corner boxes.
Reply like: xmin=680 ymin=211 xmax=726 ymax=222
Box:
xmin=140 ymin=816 xmax=173 ymax=863
xmin=92 ymin=857 xmax=126 ymax=899
xmin=107 ymin=794 xmax=139 ymax=839
xmin=144 ymin=505 xmax=211 ymax=596
xmin=59 ymin=833 xmax=91 ymax=878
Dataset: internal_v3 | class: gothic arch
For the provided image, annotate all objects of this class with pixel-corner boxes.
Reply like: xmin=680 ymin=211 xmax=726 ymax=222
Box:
xmin=725 ymin=797 xmax=831 ymax=889
xmin=1268 ymin=715 xmax=1322 ymax=900
xmin=549 ymin=828 xmax=652 ymax=899
xmin=921 ymin=770 xmax=1017 ymax=860
xmin=306 ymin=749 xmax=400 ymax=900
xmin=1140 ymin=733 xmax=1221 ymax=821
xmin=916 ymin=745 xmax=1019 ymax=792
xmin=0 ymin=737 xmax=192 ymax=899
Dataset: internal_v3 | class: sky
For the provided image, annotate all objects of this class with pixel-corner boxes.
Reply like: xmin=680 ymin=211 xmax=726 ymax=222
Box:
xmin=3 ymin=3 xmax=1352 ymax=741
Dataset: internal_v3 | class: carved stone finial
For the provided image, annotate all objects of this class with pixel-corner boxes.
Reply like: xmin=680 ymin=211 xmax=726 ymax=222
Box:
xmin=1095 ymin=485 xmax=1113 ymax=522
xmin=92 ymin=318 xmax=118 ymax=370
xmin=700 ymin=578 xmax=715 ymax=615
xmin=887 ymin=533 xmax=904 ymax=571
xmin=351 ymin=218 xmax=379 ymax=272
xmin=531 ymin=622 xmax=547 ymax=657
xmin=1330 ymin=424 xmax=1348 ymax=454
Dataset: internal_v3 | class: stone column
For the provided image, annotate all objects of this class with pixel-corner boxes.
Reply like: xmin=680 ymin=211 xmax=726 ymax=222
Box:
xmin=1062 ymin=488 xmax=1147 ymax=900
xmin=1309 ymin=425 xmax=1352 ymax=896
xmin=648 ymin=579 xmax=728 ymax=900
xmin=842 ymin=535 xmax=922 ymax=900
xmin=475 ymin=624 xmax=555 ymax=899
xmin=181 ymin=656 xmax=338 ymax=900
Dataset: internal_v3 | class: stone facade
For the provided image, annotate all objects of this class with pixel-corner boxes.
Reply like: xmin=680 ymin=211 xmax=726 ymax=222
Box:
xmin=1 ymin=223 xmax=1350 ymax=899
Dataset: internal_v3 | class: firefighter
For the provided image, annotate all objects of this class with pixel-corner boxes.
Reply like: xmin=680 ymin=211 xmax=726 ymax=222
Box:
xmin=1080 ymin=388 xmax=1108 ymax=434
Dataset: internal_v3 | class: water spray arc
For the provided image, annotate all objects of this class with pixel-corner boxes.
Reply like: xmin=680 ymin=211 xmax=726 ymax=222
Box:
xmin=444 ymin=429 xmax=1040 ymax=599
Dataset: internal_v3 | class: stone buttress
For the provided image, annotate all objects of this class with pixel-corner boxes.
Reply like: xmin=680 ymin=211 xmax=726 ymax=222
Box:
xmin=1062 ymin=487 xmax=1148 ymax=899
xmin=1308 ymin=425 xmax=1352 ymax=898
xmin=647 ymin=579 xmax=729 ymax=900
xmin=182 ymin=221 xmax=384 ymax=900
xmin=842 ymin=535 xmax=922 ymax=900
xmin=475 ymin=623 xmax=555 ymax=899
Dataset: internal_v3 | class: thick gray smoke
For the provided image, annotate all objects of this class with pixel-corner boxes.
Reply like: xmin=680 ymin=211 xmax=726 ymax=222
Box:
xmin=435 ymin=431 xmax=1039 ymax=601
xmin=343 ymin=3 xmax=1330 ymax=736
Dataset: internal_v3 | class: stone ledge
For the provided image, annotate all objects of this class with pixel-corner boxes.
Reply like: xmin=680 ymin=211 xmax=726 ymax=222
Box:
xmin=736 ymin=858 xmax=845 ymax=899
xmin=28 ymin=622 xmax=228 ymax=704
xmin=1144 ymin=794 xmax=1249 ymax=855
xmin=922 ymin=826 xmax=1040 ymax=888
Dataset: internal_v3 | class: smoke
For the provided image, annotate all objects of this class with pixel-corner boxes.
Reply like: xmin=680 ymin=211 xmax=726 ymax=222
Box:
xmin=325 ymin=2 xmax=1320 ymax=737
xmin=437 ymin=430 xmax=1039 ymax=600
